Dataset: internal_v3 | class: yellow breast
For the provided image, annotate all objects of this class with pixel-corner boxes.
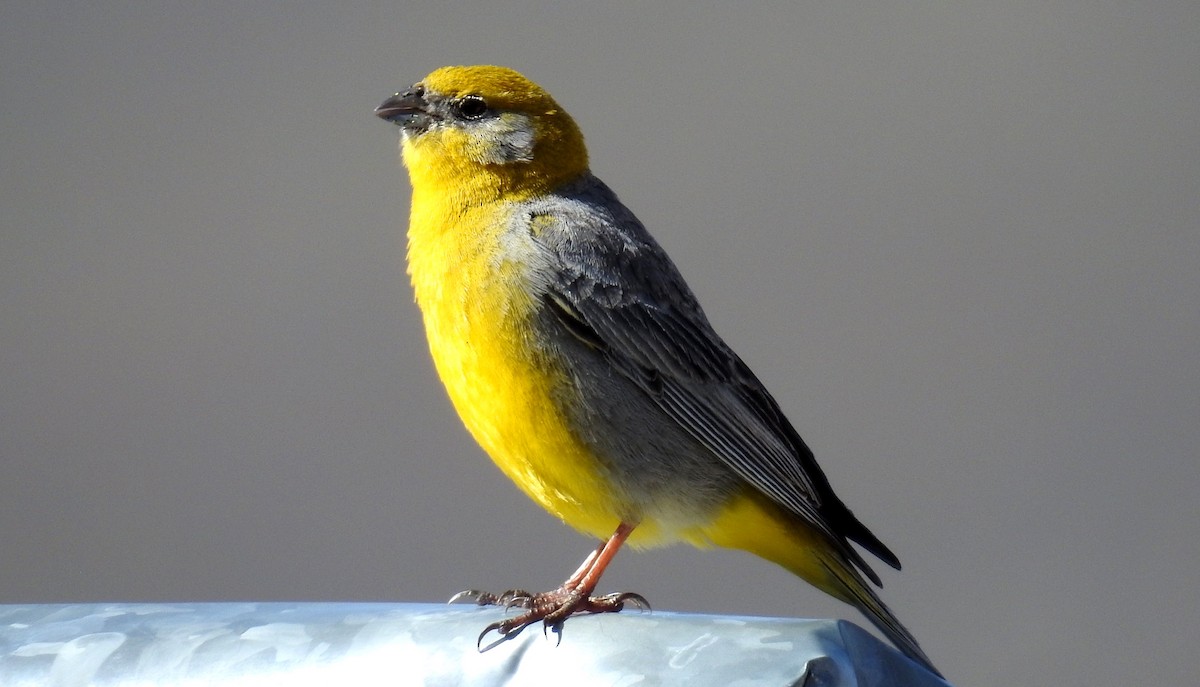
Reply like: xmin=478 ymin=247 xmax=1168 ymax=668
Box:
xmin=406 ymin=190 xmax=619 ymax=539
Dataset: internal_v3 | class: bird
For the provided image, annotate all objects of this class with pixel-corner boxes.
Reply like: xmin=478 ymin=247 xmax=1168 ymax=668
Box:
xmin=375 ymin=65 xmax=940 ymax=676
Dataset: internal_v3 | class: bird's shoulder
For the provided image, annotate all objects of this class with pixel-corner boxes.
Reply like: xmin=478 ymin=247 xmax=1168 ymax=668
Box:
xmin=510 ymin=174 xmax=702 ymax=311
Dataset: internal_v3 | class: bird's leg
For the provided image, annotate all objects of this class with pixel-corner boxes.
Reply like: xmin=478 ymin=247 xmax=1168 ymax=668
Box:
xmin=452 ymin=541 xmax=604 ymax=610
xmin=450 ymin=521 xmax=649 ymax=649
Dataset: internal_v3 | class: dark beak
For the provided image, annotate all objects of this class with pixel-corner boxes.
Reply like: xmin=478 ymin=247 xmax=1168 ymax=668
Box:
xmin=375 ymin=86 xmax=428 ymax=127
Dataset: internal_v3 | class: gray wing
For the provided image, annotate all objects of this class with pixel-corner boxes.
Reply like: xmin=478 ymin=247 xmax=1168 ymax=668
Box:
xmin=526 ymin=178 xmax=899 ymax=581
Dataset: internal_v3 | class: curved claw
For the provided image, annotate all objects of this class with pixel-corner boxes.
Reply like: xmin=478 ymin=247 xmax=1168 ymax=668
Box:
xmin=476 ymin=617 xmax=534 ymax=652
xmin=448 ymin=589 xmax=492 ymax=605
xmin=607 ymin=591 xmax=651 ymax=612
xmin=477 ymin=623 xmax=505 ymax=652
xmin=542 ymin=618 xmax=566 ymax=646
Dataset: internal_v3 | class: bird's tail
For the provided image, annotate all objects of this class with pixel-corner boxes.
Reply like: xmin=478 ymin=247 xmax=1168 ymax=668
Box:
xmin=815 ymin=551 xmax=942 ymax=678
xmin=698 ymin=490 xmax=941 ymax=678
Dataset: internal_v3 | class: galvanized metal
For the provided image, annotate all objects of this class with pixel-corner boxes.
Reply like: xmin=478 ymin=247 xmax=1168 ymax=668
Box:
xmin=0 ymin=603 xmax=946 ymax=685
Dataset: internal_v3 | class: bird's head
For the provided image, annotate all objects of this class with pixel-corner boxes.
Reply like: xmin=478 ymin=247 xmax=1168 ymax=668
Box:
xmin=377 ymin=65 xmax=589 ymax=200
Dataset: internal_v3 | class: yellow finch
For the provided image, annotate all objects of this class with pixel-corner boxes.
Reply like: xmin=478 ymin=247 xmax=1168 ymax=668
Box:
xmin=376 ymin=65 xmax=939 ymax=676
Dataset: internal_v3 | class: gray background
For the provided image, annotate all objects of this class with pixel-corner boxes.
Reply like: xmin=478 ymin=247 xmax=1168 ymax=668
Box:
xmin=2 ymin=3 xmax=1197 ymax=685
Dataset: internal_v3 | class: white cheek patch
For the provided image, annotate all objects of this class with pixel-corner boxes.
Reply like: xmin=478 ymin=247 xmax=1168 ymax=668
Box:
xmin=469 ymin=113 xmax=536 ymax=165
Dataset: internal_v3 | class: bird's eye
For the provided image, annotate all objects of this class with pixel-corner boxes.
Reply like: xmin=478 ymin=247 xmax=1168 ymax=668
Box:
xmin=454 ymin=95 xmax=489 ymax=120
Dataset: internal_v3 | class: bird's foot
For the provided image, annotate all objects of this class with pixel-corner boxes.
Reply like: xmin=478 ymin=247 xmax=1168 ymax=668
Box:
xmin=449 ymin=586 xmax=649 ymax=650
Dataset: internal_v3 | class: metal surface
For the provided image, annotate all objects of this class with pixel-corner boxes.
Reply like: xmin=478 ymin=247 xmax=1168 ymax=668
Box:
xmin=0 ymin=603 xmax=947 ymax=686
